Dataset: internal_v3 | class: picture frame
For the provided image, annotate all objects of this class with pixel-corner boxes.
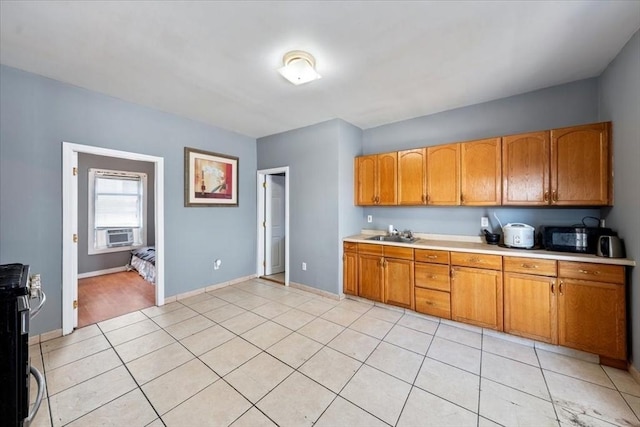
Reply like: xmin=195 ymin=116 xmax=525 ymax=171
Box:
xmin=184 ymin=147 xmax=238 ymax=207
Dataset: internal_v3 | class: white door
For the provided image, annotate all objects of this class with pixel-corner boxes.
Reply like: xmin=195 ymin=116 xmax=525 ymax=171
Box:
xmin=71 ymin=152 xmax=79 ymax=328
xmin=265 ymin=175 xmax=286 ymax=275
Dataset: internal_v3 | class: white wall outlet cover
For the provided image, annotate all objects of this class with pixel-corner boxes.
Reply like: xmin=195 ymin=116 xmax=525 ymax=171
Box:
xmin=481 ymin=217 xmax=489 ymax=227
xmin=302 ymin=262 xmax=307 ymax=271
xmin=367 ymin=215 xmax=373 ymax=223
xmin=214 ymin=259 xmax=222 ymax=270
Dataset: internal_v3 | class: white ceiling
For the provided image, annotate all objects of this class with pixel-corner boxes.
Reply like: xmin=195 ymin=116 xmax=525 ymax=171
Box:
xmin=1 ymin=1 xmax=639 ymax=138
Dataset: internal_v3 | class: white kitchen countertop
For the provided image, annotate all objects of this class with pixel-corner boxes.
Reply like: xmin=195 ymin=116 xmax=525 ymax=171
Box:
xmin=344 ymin=230 xmax=636 ymax=267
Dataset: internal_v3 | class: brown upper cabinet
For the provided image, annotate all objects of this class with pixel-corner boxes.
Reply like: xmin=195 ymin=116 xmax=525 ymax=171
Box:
xmin=460 ymin=138 xmax=502 ymax=205
xmin=355 ymin=121 xmax=612 ymax=207
xmin=502 ymin=131 xmax=550 ymax=206
xmin=355 ymin=152 xmax=397 ymax=205
xmin=551 ymin=122 xmax=611 ymax=206
xmin=398 ymin=148 xmax=427 ymax=205
xmin=427 ymin=143 xmax=460 ymax=205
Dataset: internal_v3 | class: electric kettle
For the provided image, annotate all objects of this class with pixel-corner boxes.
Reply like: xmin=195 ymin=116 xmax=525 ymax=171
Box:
xmin=597 ymin=236 xmax=626 ymax=258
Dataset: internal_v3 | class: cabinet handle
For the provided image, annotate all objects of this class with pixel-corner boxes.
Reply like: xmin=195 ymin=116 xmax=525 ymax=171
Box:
xmin=426 ymin=301 xmax=434 ymax=306
xmin=427 ymin=275 xmax=437 ymax=279
xmin=552 ymin=191 xmax=558 ymax=202
xmin=450 ymin=268 xmax=455 ymax=278
xmin=544 ymin=191 xmax=549 ymax=202
xmin=521 ymin=263 xmax=538 ymax=269
xmin=559 ymin=280 xmax=564 ymax=295
xmin=460 ymin=193 xmax=465 ymax=204
xmin=550 ymin=281 xmax=555 ymax=294
xmin=380 ymin=257 xmax=384 ymax=268
xmin=427 ymin=255 xmax=437 ymax=259
xmin=421 ymin=195 xmax=426 ymax=203
xmin=578 ymin=269 xmax=600 ymax=276
xmin=426 ymin=194 xmax=430 ymax=202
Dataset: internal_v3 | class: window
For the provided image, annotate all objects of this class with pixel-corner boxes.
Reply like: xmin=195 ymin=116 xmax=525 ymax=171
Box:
xmin=88 ymin=169 xmax=147 ymax=254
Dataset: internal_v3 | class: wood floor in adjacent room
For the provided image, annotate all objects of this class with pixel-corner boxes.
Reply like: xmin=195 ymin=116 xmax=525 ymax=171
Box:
xmin=78 ymin=271 xmax=155 ymax=328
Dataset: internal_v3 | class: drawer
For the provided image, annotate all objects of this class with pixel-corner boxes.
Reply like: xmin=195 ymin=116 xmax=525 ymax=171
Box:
xmin=384 ymin=246 xmax=414 ymax=260
xmin=414 ymin=249 xmax=450 ymax=265
xmin=559 ymin=261 xmax=625 ymax=284
xmin=343 ymin=242 xmax=358 ymax=252
xmin=415 ymin=263 xmax=450 ymax=291
xmin=451 ymin=252 xmax=502 ymax=270
xmin=358 ymin=243 xmax=383 ymax=256
xmin=415 ymin=288 xmax=451 ymax=319
xmin=504 ymin=257 xmax=557 ymax=277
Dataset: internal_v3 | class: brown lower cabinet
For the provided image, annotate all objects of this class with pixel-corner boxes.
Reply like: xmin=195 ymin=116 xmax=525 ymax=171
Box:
xmin=345 ymin=243 xmax=628 ymax=366
xmin=414 ymin=249 xmax=451 ymax=318
xmin=558 ymin=262 xmax=626 ymax=363
xmin=503 ymin=257 xmax=558 ymax=343
xmin=356 ymin=243 xmax=414 ymax=308
xmin=343 ymin=242 xmax=358 ymax=295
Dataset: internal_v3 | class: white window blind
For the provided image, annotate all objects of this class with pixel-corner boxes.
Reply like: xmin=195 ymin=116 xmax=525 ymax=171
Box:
xmin=94 ymin=175 xmax=142 ymax=228
xmin=88 ymin=168 xmax=147 ymax=254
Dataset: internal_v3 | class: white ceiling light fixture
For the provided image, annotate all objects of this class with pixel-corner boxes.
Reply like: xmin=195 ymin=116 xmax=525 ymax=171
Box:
xmin=278 ymin=50 xmax=322 ymax=85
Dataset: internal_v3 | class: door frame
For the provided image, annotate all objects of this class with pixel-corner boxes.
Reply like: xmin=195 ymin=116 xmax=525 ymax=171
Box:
xmin=256 ymin=167 xmax=289 ymax=286
xmin=62 ymin=142 xmax=165 ymax=335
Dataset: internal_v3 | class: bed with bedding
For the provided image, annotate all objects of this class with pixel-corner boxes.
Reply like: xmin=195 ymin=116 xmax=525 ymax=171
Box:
xmin=129 ymin=246 xmax=156 ymax=284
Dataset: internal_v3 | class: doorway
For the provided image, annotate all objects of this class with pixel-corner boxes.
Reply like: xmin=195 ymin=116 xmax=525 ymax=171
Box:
xmin=62 ymin=142 xmax=165 ymax=335
xmin=257 ymin=167 xmax=289 ymax=286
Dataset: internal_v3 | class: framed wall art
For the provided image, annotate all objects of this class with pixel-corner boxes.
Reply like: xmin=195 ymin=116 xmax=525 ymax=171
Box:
xmin=184 ymin=147 xmax=238 ymax=207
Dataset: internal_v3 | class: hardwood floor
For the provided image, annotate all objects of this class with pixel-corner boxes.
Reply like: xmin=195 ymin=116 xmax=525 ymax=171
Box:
xmin=78 ymin=271 xmax=155 ymax=327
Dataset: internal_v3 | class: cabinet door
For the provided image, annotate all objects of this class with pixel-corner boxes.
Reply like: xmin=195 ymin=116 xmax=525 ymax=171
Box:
xmin=451 ymin=266 xmax=503 ymax=330
xmin=558 ymin=278 xmax=626 ymax=360
xmin=355 ymin=155 xmax=377 ymax=205
xmin=398 ymin=148 xmax=426 ymax=205
xmin=504 ymin=272 xmax=557 ymax=343
xmin=377 ymin=152 xmax=398 ymax=205
xmin=551 ymin=122 xmax=610 ymax=206
xmin=383 ymin=258 xmax=414 ymax=309
xmin=502 ymin=132 xmax=550 ymax=205
xmin=358 ymin=254 xmax=384 ymax=302
xmin=343 ymin=251 xmax=358 ymax=295
xmin=427 ymin=143 xmax=460 ymax=205
xmin=460 ymin=138 xmax=502 ymax=205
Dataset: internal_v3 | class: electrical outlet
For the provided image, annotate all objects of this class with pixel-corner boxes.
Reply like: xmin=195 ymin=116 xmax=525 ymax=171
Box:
xmin=214 ymin=259 xmax=222 ymax=270
xmin=481 ymin=217 xmax=489 ymax=228
xmin=367 ymin=215 xmax=373 ymax=223
xmin=302 ymin=262 xmax=307 ymax=271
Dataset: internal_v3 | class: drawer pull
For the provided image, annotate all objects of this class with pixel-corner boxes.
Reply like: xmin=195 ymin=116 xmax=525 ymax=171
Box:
xmin=469 ymin=256 xmax=480 ymax=263
xmin=427 ymin=255 xmax=437 ymax=259
xmin=427 ymin=275 xmax=437 ymax=280
xmin=521 ymin=263 xmax=538 ymax=269
xmin=578 ymin=269 xmax=600 ymax=275
xmin=426 ymin=301 xmax=434 ymax=306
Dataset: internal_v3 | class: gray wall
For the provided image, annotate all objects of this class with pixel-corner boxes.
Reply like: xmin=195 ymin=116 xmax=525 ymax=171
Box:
xmin=362 ymin=79 xmax=602 ymax=236
xmin=257 ymin=119 xmax=362 ymax=294
xmin=598 ymin=30 xmax=640 ymax=370
xmin=0 ymin=65 xmax=257 ymax=335
xmin=77 ymin=153 xmax=155 ymax=274
xmin=337 ymin=120 xmax=364 ymax=291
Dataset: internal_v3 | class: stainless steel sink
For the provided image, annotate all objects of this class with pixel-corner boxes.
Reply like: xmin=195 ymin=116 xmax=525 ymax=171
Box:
xmin=366 ymin=235 xmax=419 ymax=243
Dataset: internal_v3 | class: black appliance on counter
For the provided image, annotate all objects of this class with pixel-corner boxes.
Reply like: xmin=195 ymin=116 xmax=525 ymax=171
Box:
xmin=0 ymin=264 xmax=46 ymax=427
xmin=541 ymin=226 xmax=617 ymax=254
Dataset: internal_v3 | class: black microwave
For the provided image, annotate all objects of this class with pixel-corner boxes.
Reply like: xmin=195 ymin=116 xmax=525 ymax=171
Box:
xmin=541 ymin=226 xmax=616 ymax=254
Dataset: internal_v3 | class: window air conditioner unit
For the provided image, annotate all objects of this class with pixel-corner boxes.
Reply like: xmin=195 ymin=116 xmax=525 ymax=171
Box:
xmin=106 ymin=228 xmax=134 ymax=247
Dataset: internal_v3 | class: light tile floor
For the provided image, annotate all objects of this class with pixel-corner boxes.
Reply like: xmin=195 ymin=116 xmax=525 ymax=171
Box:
xmin=29 ymin=278 xmax=640 ymax=427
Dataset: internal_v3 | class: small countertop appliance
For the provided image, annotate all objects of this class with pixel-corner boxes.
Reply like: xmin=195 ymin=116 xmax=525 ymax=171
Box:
xmin=502 ymin=223 xmax=535 ymax=249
